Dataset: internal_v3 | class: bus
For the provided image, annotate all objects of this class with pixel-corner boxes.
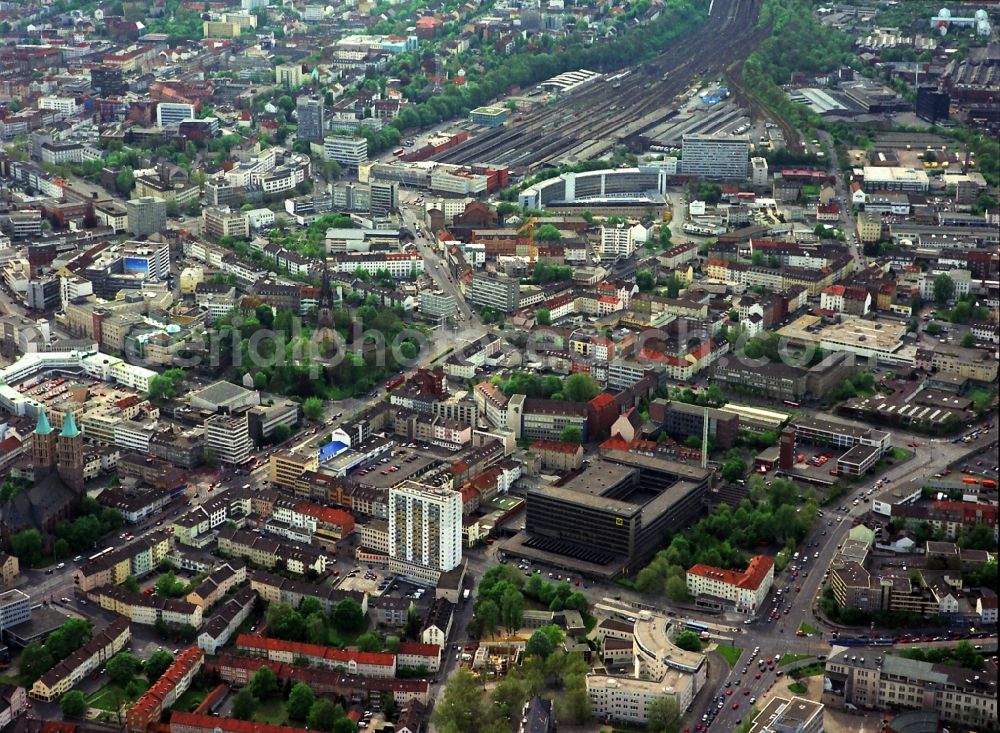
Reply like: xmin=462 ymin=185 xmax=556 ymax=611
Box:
xmin=88 ymin=547 xmax=114 ymax=563
xmin=393 ymin=148 xmax=405 ymax=157
xmin=685 ymin=621 xmax=709 ymax=633
xmin=783 ymin=400 xmax=800 ymax=408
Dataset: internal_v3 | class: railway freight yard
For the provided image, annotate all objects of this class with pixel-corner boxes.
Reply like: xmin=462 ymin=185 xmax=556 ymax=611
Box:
xmin=435 ymin=0 xmax=766 ymax=172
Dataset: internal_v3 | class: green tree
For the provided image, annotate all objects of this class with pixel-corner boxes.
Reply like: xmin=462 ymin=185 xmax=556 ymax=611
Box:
xmin=251 ymin=664 xmax=279 ymax=699
xmin=563 ymin=373 xmax=602 ymax=402
xmin=559 ymin=425 xmax=583 ymax=444
xmin=636 ymin=270 xmax=656 ymax=292
xmin=144 ymin=650 xmax=174 ymax=682
xmin=287 ymin=682 xmax=316 ymax=720
xmin=500 ymin=586 xmax=524 ymax=633
xmin=123 ymin=575 xmax=140 ymax=593
xmin=475 ymin=598 xmax=500 ymax=637
xmin=303 ymin=396 xmax=324 ymax=421
xmin=536 ymin=308 xmax=551 ymax=326
xmin=53 ymin=538 xmax=70 ymax=560
xmin=307 ymin=699 xmax=342 ymax=732
xmin=673 ymin=630 xmax=703 ymax=652
xmin=933 ymin=273 xmax=955 ymax=304
xmin=534 ymin=223 xmax=562 ymax=241
xmin=721 ymin=458 xmax=747 ymax=483
xmin=431 ymin=670 xmax=486 ymax=733
xmin=647 ymin=696 xmax=682 ymax=733
xmin=232 ymin=688 xmax=257 ymax=720
xmin=11 ymin=528 xmax=43 ymax=566
xmin=60 ymin=690 xmax=88 ymax=718
xmin=526 ymin=629 xmax=555 ymax=658
xmin=115 ymin=167 xmax=135 ymax=194
xmin=355 ymin=631 xmax=383 ymax=652
xmin=961 ymin=331 xmax=975 ymax=348
xmin=18 ymin=641 xmax=54 ymax=686
xmin=665 ymin=575 xmax=690 ymax=602
xmin=106 ymin=652 xmax=141 ymax=687
xmin=332 ymin=598 xmax=366 ymax=633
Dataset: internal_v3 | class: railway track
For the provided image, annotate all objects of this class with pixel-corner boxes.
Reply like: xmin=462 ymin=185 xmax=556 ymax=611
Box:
xmin=436 ymin=0 xmax=763 ymax=171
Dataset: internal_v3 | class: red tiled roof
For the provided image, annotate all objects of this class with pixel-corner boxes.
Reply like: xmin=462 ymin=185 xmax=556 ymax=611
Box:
xmin=688 ymin=555 xmax=773 ymax=591
xmin=589 ymin=393 xmax=615 ymax=409
xmin=397 ymin=641 xmax=440 ymax=657
xmin=170 ymin=712 xmax=309 ymax=733
xmin=237 ymin=635 xmax=395 ymax=667
xmin=530 ymin=439 xmax=581 ymax=455
xmin=823 ymin=285 xmax=846 ymax=296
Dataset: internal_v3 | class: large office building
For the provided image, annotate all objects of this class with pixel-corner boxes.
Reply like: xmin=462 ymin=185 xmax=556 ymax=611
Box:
xmin=681 ymin=134 xmax=750 ymax=180
xmin=389 ymin=481 xmax=462 ymax=574
xmin=323 ymin=136 xmax=368 ymax=169
xmin=587 ymin=610 xmax=707 ymax=724
xmin=204 ymin=414 xmax=253 ymax=465
xmin=126 ymin=196 xmax=167 ymax=237
xmin=823 ymin=648 xmax=997 ymax=727
xmin=369 ymin=180 xmax=398 ymax=215
xmin=0 ymin=589 xmax=31 ymax=632
xmin=121 ymin=240 xmax=171 ymax=281
xmin=746 ymin=697 xmax=824 ymax=733
xmin=469 ymin=272 xmax=520 ymax=313
xmin=203 ymin=206 xmax=250 ymax=240
xmin=296 ymin=95 xmax=325 ymax=143
xmin=419 ymin=290 xmax=457 ymax=319
xmin=156 ymin=103 xmax=195 ymax=128
xmin=507 ymin=451 xmax=712 ymax=578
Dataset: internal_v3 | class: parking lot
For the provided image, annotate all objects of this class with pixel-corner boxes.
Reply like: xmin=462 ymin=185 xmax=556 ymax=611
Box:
xmin=352 ymin=444 xmax=442 ymax=488
xmin=335 ymin=566 xmax=432 ymax=600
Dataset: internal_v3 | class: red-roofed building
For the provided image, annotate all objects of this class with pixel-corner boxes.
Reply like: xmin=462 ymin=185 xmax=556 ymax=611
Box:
xmin=587 ymin=392 xmax=618 ymax=438
xmin=236 ymin=635 xmax=397 ymax=677
xmin=209 ymin=654 xmax=431 ymax=706
xmin=530 ymin=439 xmax=584 ymax=472
xmin=170 ymin=712 xmax=310 ymax=733
xmin=686 ymin=555 xmax=774 ymax=615
xmin=396 ymin=641 xmax=442 ymax=673
xmin=127 ymin=647 xmax=204 ymax=733
xmin=294 ymin=501 xmax=355 ymax=548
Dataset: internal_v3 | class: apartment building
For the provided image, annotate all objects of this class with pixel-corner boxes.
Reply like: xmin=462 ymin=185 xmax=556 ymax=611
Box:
xmin=30 ymin=619 xmax=131 ymax=701
xmin=236 ymin=635 xmax=397 ymax=677
xmin=90 ymin=586 xmax=203 ymax=629
xmin=823 ymin=649 xmax=997 ymax=727
xmin=216 ymin=527 xmax=327 ymax=576
xmin=184 ymin=561 xmax=247 ymax=610
xmin=209 ymin=655 xmax=430 ymax=708
xmin=248 ymin=570 xmax=368 ymax=615
xmin=686 ymin=555 xmax=774 ymax=616
xmin=197 ymin=586 xmax=256 ymax=654
xmin=600 ymin=225 xmax=635 ymax=259
xmin=126 ymin=647 xmax=205 ymax=733
xmin=419 ymin=290 xmax=457 ymax=319
xmin=389 ymin=481 xmax=462 ymax=574
xmin=74 ymin=530 xmax=172 ymax=591
xmin=269 ymin=449 xmax=320 ymax=489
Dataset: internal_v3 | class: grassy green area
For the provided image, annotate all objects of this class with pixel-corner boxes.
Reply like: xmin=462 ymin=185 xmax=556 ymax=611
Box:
xmin=87 ymin=684 xmax=126 ymax=712
xmin=0 ymin=674 xmax=19 ymax=686
xmin=172 ymin=686 xmax=211 ymax=713
xmin=789 ymin=662 xmax=825 ymax=679
xmin=797 ymin=622 xmax=821 ymax=636
xmin=787 ymin=682 xmax=807 ymax=694
xmin=890 ymin=447 xmax=913 ymax=461
xmin=254 ymin=697 xmax=289 ymax=726
xmin=780 ymin=653 xmax=813 ymax=666
xmin=715 ymin=644 xmax=744 ymax=668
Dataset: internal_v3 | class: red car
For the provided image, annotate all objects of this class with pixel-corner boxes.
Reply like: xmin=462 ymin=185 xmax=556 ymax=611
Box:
xmin=755 ymin=672 xmax=761 ymax=679
xmin=767 ymin=658 xmax=773 ymax=664
xmin=732 ymin=703 xmax=740 ymax=710
xmin=744 ymin=689 xmax=751 ymax=696
xmin=727 ymin=689 xmax=734 ymax=696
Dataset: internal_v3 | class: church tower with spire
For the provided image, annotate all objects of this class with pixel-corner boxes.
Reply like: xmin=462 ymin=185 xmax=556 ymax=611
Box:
xmin=315 ymin=262 xmax=337 ymax=350
xmin=56 ymin=410 xmax=85 ymax=491
xmin=31 ymin=407 xmax=57 ymax=476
